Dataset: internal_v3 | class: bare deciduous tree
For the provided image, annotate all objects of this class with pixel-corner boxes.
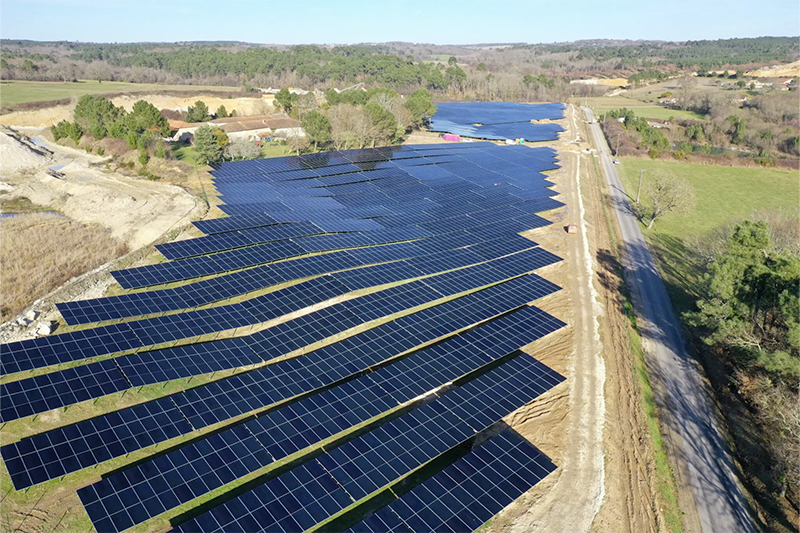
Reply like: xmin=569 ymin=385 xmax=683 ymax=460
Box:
xmin=644 ymin=172 xmax=695 ymax=228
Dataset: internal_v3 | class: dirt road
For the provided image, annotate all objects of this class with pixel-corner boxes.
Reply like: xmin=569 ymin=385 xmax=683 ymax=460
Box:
xmin=488 ymin=104 xmax=663 ymax=533
xmin=584 ymin=106 xmax=757 ymax=533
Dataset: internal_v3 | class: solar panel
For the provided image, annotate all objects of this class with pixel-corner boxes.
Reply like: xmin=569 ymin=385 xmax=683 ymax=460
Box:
xmin=2 ymin=276 xmax=349 ymax=375
xmin=0 ymin=359 xmax=129 ymax=423
xmin=350 ymin=430 xmax=556 ymax=533
xmin=77 ymin=304 xmax=564 ymax=531
xmin=171 ymin=353 xmax=564 ymax=533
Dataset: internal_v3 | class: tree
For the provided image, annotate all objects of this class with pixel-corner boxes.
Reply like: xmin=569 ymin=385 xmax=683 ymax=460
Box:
xmin=193 ymin=125 xmax=223 ymax=164
xmin=294 ymin=92 xmax=317 ymax=119
xmin=759 ymin=129 xmax=774 ymax=154
xmin=687 ymin=220 xmax=799 ymax=380
xmin=125 ymin=100 xmax=169 ymax=136
xmin=186 ymin=101 xmax=211 ymax=123
xmin=275 ymin=88 xmax=297 ymax=115
xmin=476 ymin=62 xmax=487 ymax=72
xmin=225 ymin=138 xmax=261 ymax=160
xmin=287 ymin=133 xmax=308 ymax=156
xmin=736 ymin=79 xmax=747 ymax=89
xmin=302 ymin=110 xmax=331 ymax=151
xmin=73 ymin=94 xmax=125 ymax=139
xmin=216 ymin=105 xmax=228 ymax=118
xmin=404 ymin=89 xmax=436 ymax=128
xmin=212 ymin=127 xmax=229 ymax=147
xmin=644 ymin=172 xmax=695 ymax=228
xmin=365 ymin=101 xmax=398 ymax=147
xmin=727 ymin=115 xmax=746 ymax=144
xmin=677 ymin=71 xmax=697 ymax=109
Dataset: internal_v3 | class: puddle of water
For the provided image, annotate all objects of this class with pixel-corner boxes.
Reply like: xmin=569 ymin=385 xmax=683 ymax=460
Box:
xmin=0 ymin=211 xmax=63 ymax=219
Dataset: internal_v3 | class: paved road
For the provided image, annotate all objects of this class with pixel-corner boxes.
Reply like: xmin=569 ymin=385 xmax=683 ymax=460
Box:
xmin=583 ymin=107 xmax=757 ymax=533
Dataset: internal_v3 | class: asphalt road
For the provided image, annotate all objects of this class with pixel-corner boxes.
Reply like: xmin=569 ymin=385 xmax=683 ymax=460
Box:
xmin=583 ymin=107 xmax=757 ymax=533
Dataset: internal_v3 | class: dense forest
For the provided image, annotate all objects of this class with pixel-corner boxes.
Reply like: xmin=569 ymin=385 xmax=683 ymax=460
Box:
xmin=1 ymin=37 xmax=796 ymax=101
xmin=514 ymin=37 xmax=799 ymax=69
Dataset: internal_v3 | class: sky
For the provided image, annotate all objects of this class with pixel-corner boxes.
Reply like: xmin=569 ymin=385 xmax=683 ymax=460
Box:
xmin=1 ymin=0 xmax=798 ymax=44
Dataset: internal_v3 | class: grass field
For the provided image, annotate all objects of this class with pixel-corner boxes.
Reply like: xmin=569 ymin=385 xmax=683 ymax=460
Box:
xmin=618 ymin=158 xmax=799 ymax=238
xmin=0 ymin=80 xmax=241 ymax=107
xmin=571 ymin=96 xmax=705 ymax=121
xmin=617 ymin=157 xmax=799 ymax=310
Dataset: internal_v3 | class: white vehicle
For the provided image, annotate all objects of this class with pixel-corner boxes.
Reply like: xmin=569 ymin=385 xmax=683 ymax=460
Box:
xmin=613 ymin=159 xmax=620 ymax=164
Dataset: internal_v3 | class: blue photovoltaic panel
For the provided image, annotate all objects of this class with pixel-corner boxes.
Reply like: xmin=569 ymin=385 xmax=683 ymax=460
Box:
xmin=2 ymin=276 xmax=350 ymax=375
xmin=60 ymin=242 xmax=430 ymax=326
xmin=5 ymin=272 xmax=562 ymax=490
xmin=0 ymin=359 xmax=129 ymax=423
xmin=192 ymin=213 xmax=279 ymax=234
xmin=172 ymin=353 xmax=564 ymax=533
xmin=78 ymin=304 xmax=565 ymax=531
xmin=1 ymin=396 xmax=191 ymax=490
xmin=156 ymin=221 xmax=323 ymax=260
xmin=0 ymin=141 xmax=571 ymax=517
xmin=349 ymin=430 xmax=556 ymax=533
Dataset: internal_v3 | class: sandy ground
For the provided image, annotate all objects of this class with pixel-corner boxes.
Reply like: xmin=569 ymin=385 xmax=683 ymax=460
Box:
xmin=0 ymin=94 xmax=275 ymax=127
xmin=1 ymin=132 xmax=197 ymax=250
xmin=745 ymin=60 xmax=800 ymax=78
xmin=0 ymin=129 xmax=201 ymax=339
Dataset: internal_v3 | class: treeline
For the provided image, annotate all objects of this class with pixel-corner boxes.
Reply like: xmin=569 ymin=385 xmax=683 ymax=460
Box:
xmin=603 ymin=94 xmax=800 ymax=161
xmin=516 ymin=36 xmax=799 ymax=70
xmin=51 ymin=94 xmax=170 ymax=164
xmin=189 ymin=88 xmax=436 ymax=164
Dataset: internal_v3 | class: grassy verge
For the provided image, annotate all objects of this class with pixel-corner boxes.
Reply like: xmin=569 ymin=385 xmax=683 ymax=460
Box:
xmin=621 ymin=288 xmax=684 ymax=533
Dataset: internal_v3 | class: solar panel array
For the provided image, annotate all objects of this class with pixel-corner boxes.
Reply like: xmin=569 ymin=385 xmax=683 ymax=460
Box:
xmin=0 ymin=139 xmax=569 ymax=533
xmin=429 ymin=102 xmax=566 ymax=142
xmin=348 ymin=429 xmax=556 ymax=533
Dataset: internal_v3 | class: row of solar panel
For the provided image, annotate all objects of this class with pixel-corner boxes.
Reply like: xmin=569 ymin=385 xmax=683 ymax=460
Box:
xmin=2 ymin=272 xmax=562 ymax=489
xmin=112 ymin=209 xmax=553 ymax=290
xmin=1 ymin=247 xmax=559 ymax=427
xmin=210 ymin=163 xmax=558 ymax=209
xmin=197 ymin=183 xmax=559 ymax=236
xmin=347 ymin=429 xmax=555 ymax=533
xmin=429 ymin=120 xmax=565 ymax=143
xmin=207 ymin=142 xmax=512 ymax=178
xmin=431 ymin=102 xmax=566 ymax=126
xmin=158 ymin=195 xmax=558 ymax=261
xmin=77 ymin=303 xmax=565 ymax=531
xmin=172 ymin=352 xmax=563 ymax=533
xmin=3 ymin=240 xmax=560 ymax=379
xmin=208 ymin=142 xmax=557 ymax=182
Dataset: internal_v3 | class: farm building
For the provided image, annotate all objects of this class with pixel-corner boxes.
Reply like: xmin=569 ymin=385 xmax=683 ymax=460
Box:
xmin=170 ymin=115 xmax=303 ymax=142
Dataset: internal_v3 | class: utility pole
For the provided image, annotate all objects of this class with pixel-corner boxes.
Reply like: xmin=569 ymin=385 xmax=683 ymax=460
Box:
xmin=636 ymin=169 xmax=646 ymax=204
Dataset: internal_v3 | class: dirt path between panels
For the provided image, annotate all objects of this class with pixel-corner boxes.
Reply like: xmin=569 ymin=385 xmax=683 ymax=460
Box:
xmin=486 ymin=105 xmax=663 ymax=533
